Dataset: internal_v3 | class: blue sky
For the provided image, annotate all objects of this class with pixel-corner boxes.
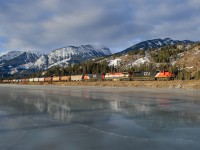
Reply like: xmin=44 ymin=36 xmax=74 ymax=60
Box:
xmin=0 ymin=0 xmax=200 ymax=53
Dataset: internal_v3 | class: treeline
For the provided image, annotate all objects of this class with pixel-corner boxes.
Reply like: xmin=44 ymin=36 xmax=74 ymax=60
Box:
xmin=33 ymin=61 xmax=111 ymax=77
xmin=149 ymin=45 xmax=186 ymax=63
xmin=31 ymin=61 xmax=157 ymax=78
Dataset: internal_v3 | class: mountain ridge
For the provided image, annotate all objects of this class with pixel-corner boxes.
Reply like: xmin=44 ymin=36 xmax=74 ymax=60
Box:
xmin=0 ymin=44 xmax=111 ymax=76
xmin=120 ymin=38 xmax=194 ymax=54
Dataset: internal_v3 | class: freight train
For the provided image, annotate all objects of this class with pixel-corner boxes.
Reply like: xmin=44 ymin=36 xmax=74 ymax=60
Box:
xmin=1 ymin=71 xmax=174 ymax=83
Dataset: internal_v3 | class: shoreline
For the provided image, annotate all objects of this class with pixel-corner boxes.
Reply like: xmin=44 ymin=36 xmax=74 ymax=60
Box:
xmin=2 ymin=80 xmax=200 ymax=90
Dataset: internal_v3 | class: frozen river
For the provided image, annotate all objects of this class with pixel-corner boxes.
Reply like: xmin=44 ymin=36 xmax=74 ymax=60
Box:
xmin=0 ymin=84 xmax=200 ymax=150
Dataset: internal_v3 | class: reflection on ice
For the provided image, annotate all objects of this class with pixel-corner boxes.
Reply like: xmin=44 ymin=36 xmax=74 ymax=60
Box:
xmin=0 ymin=85 xmax=200 ymax=150
xmin=1 ymin=86 xmax=200 ymax=130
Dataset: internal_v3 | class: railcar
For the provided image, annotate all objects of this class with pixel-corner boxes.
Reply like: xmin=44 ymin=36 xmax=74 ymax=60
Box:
xmin=38 ymin=78 xmax=45 ymax=82
xmin=33 ymin=78 xmax=39 ymax=82
xmin=155 ymin=71 xmax=175 ymax=80
xmin=60 ymin=76 xmax=70 ymax=81
xmin=71 ymin=75 xmax=83 ymax=81
xmin=44 ymin=77 xmax=52 ymax=82
xmin=131 ymin=71 xmax=157 ymax=81
xmin=29 ymin=78 xmax=34 ymax=82
xmin=105 ymin=72 xmax=131 ymax=81
xmin=52 ymin=76 xmax=60 ymax=82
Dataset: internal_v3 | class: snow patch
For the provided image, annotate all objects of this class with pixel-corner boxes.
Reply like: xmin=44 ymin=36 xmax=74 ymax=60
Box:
xmin=48 ymin=58 xmax=71 ymax=68
xmin=109 ymin=59 xmax=121 ymax=66
xmin=9 ymin=68 xmax=18 ymax=74
xmin=19 ymin=62 xmax=34 ymax=69
xmin=132 ymin=57 xmax=150 ymax=66
xmin=158 ymin=41 xmax=163 ymax=46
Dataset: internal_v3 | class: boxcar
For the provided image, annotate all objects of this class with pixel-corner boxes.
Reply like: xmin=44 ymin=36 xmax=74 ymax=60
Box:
xmin=71 ymin=75 xmax=83 ymax=81
xmin=33 ymin=78 xmax=39 ymax=82
xmin=52 ymin=76 xmax=60 ymax=82
xmin=38 ymin=78 xmax=45 ymax=82
xmin=44 ymin=77 xmax=52 ymax=82
xmin=60 ymin=76 xmax=70 ymax=81
xmin=29 ymin=78 xmax=34 ymax=82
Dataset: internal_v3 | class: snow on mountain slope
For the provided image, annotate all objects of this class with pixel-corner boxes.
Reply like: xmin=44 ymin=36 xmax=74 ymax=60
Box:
xmin=48 ymin=58 xmax=71 ymax=68
xmin=0 ymin=51 xmax=23 ymax=61
xmin=33 ymin=55 xmax=48 ymax=69
xmin=89 ymin=45 xmax=111 ymax=55
xmin=0 ymin=52 xmax=6 ymax=57
xmin=120 ymin=38 xmax=194 ymax=54
xmin=48 ymin=45 xmax=111 ymax=66
xmin=23 ymin=51 xmax=42 ymax=63
xmin=109 ymin=59 xmax=121 ymax=66
xmin=132 ymin=57 xmax=150 ymax=66
xmin=0 ymin=51 xmax=41 ymax=63
xmin=18 ymin=54 xmax=48 ymax=69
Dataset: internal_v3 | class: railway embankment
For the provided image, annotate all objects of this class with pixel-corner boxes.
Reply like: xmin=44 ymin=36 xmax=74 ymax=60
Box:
xmin=14 ymin=80 xmax=200 ymax=90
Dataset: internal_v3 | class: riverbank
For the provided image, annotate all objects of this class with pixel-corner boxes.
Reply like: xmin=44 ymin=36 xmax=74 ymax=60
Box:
xmin=12 ymin=80 xmax=200 ymax=90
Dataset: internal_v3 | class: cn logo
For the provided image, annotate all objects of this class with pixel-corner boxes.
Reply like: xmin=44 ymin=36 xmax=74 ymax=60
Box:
xmin=144 ymin=72 xmax=150 ymax=76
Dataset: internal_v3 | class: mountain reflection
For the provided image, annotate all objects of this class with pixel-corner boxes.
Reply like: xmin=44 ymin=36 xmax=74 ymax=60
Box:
xmin=1 ymin=88 xmax=200 ymax=131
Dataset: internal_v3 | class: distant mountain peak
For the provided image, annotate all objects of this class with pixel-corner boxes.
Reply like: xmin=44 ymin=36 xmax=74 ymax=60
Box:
xmin=120 ymin=38 xmax=194 ymax=54
xmin=48 ymin=44 xmax=111 ymax=67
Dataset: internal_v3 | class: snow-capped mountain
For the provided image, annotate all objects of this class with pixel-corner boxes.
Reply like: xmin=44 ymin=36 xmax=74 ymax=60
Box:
xmin=0 ymin=51 xmax=41 ymax=67
xmin=0 ymin=51 xmax=42 ymax=75
xmin=48 ymin=45 xmax=111 ymax=66
xmin=0 ymin=51 xmax=23 ymax=61
xmin=0 ymin=45 xmax=111 ymax=75
xmin=120 ymin=38 xmax=194 ymax=54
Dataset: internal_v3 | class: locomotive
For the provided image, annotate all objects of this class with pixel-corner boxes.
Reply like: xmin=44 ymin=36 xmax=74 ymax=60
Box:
xmin=1 ymin=71 xmax=174 ymax=83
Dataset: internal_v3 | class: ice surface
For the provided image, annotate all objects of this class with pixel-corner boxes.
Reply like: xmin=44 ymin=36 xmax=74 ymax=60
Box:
xmin=0 ymin=85 xmax=200 ymax=150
